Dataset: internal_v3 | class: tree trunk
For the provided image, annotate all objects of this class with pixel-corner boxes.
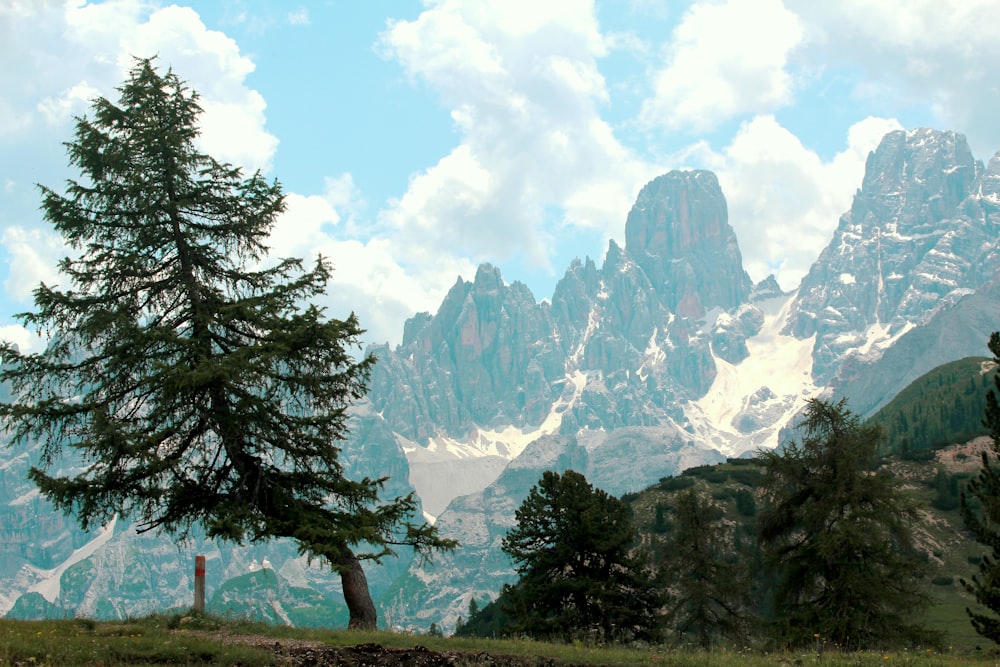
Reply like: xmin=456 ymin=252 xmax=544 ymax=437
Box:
xmin=337 ymin=545 xmax=377 ymax=629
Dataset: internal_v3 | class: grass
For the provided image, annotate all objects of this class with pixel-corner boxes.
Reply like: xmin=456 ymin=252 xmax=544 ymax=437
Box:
xmin=2 ymin=614 xmax=999 ymax=667
xmin=0 ymin=614 xmax=275 ymax=666
xmin=924 ymin=591 xmax=984 ymax=652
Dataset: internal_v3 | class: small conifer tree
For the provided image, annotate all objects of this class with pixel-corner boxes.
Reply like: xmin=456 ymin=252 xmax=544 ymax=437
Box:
xmin=501 ymin=470 xmax=661 ymax=642
xmin=660 ymin=487 xmax=750 ymax=648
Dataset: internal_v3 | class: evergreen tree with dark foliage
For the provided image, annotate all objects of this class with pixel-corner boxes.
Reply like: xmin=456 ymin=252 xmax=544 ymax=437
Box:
xmin=961 ymin=332 xmax=1000 ymax=643
xmin=0 ymin=59 xmax=454 ymax=629
xmin=500 ymin=470 xmax=661 ymax=642
xmin=660 ymin=488 xmax=750 ymax=648
xmin=454 ymin=594 xmax=511 ymax=639
xmin=757 ymin=399 xmax=933 ymax=649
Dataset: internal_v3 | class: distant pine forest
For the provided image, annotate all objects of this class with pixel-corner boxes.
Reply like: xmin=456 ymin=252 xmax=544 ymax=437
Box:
xmin=868 ymin=356 xmax=994 ymax=457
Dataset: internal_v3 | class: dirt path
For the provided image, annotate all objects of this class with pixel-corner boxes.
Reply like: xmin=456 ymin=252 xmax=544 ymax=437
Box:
xmin=192 ymin=631 xmax=559 ymax=666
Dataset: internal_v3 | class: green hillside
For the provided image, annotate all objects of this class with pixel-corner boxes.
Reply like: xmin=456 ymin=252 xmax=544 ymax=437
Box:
xmin=210 ymin=568 xmax=348 ymax=628
xmin=463 ymin=448 xmax=988 ymax=648
xmin=622 ymin=451 xmax=986 ymax=650
xmin=864 ymin=356 xmax=995 ymax=456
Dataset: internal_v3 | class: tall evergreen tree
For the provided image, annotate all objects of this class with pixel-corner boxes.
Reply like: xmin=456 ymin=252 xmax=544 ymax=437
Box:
xmin=757 ymin=399 xmax=933 ymax=649
xmin=0 ymin=59 xmax=453 ymax=629
xmin=660 ymin=488 xmax=750 ymax=648
xmin=961 ymin=332 xmax=1000 ymax=642
xmin=501 ymin=470 xmax=661 ymax=642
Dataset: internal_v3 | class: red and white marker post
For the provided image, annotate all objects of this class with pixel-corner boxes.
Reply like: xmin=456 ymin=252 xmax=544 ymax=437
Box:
xmin=194 ymin=555 xmax=206 ymax=613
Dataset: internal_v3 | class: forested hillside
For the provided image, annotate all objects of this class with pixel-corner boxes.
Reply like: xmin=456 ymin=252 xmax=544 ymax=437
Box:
xmin=865 ymin=357 xmax=995 ymax=456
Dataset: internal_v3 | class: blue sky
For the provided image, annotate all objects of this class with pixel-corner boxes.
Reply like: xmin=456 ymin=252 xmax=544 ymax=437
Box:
xmin=2 ymin=0 xmax=998 ymax=349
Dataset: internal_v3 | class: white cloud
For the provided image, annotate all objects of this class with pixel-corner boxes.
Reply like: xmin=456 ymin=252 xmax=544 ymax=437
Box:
xmin=789 ymin=0 xmax=1000 ymax=159
xmin=1 ymin=226 xmax=67 ymax=300
xmin=321 ymin=174 xmax=367 ymax=234
xmin=378 ymin=0 xmax=655 ymax=287
xmin=316 ymin=236 xmax=477 ymax=346
xmin=640 ymin=0 xmax=804 ymax=132
xmin=0 ymin=0 xmax=280 ymax=326
xmin=6 ymin=0 xmax=993 ymax=350
xmin=0 ymin=2 xmax=276 ymax=170
xmin=0 ymin=1 xmax=89 ymax=137
xmin=287 ymin=8 xmax=310 ymax=26
xmin=0 ymin=324 xmax=44 ymax=354
xmin=113 ymin=4 xmax=278 ymax=172
xmin=268 ymin=174 xmax=368 ymax=256
xmin=198 ymin=93 xmax=276 ymax=173
xmin=37 ymin=81 xmax=102 ymax=126
xmin=269 ymin=192 xmax=341 ymax=261
xmin=269 ymin=185 xmax=476 ymax=345
xmin=713 ymin=114 xmax=902 ymax=290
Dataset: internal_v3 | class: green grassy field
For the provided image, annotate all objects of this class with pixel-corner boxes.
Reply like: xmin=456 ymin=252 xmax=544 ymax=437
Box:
xmin=1 ymin=613 xmax=998 ymax=667
xmin=0 ymin=615 xmax=273 ymax=666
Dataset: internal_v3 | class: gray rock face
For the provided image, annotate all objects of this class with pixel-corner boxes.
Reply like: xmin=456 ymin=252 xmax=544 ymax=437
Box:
xmin=836 ymin=274 xmax=1000 ymax=417
xmin=624 ymin=170 xmax=753 ymax=318
xmin=786 ymin=129 xmax=1000 ymax=384
xmin=368 ymin=264 xmax=563 ymax=441
xmin=369 ymin=169 xmax=757 ymax=455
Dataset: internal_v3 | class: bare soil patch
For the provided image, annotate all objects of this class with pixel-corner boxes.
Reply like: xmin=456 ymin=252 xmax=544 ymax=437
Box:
xmin=191 ymin=631 xmax=559 ymax=666
xmin=936 ymin=437 xmax=992 ymax=474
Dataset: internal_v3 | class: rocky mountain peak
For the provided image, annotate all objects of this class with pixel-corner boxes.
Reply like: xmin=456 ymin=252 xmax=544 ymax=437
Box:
xmin=787 ymin=128 xmax=1000 ymax=384
xmin=857 ymin=129 xmax=978 ymax=231
xmin=472 ymin=262 xmax=503 ymax=292
xmin=623 ymin=169 xmax=752 ymax=318
xmin=750 ymin=274 xmax=785 ymax=301
xmin=980 ymin=151 xmax=1000 ymax=195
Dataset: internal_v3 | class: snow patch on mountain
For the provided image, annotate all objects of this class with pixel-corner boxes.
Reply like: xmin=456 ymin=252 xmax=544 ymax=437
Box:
xmin=639 ymin=327 xmax=667 ymax=378
xmin=8 ymin=488 xmax=39 ymax=506
xmin=402 ymin=370 xmax=589 ymax=518
xmin=403 ymin=440 xmax=507 ymax=520
xmin=848 ymin=320 xmax=916 ymax=360
xmin=689 ymin=293 xmax=821 ymax=456
xmin=29 ymin=515 xmax=118 ymax=605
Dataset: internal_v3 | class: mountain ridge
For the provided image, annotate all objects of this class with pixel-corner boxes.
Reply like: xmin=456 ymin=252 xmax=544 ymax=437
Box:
xmin=3 ymin=127 xmax=1000 ymax=632
xmin=382 ymin=127 xmax=1000 ymax=630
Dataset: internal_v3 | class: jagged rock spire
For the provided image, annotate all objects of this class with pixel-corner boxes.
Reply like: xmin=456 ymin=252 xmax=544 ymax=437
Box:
xmin=624 ymin=170 xmax=753 ymax=318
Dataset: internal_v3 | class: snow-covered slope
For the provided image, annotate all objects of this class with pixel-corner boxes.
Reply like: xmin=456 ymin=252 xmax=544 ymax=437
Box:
xmin=690 ymin=293 xmax=819 ymax=456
